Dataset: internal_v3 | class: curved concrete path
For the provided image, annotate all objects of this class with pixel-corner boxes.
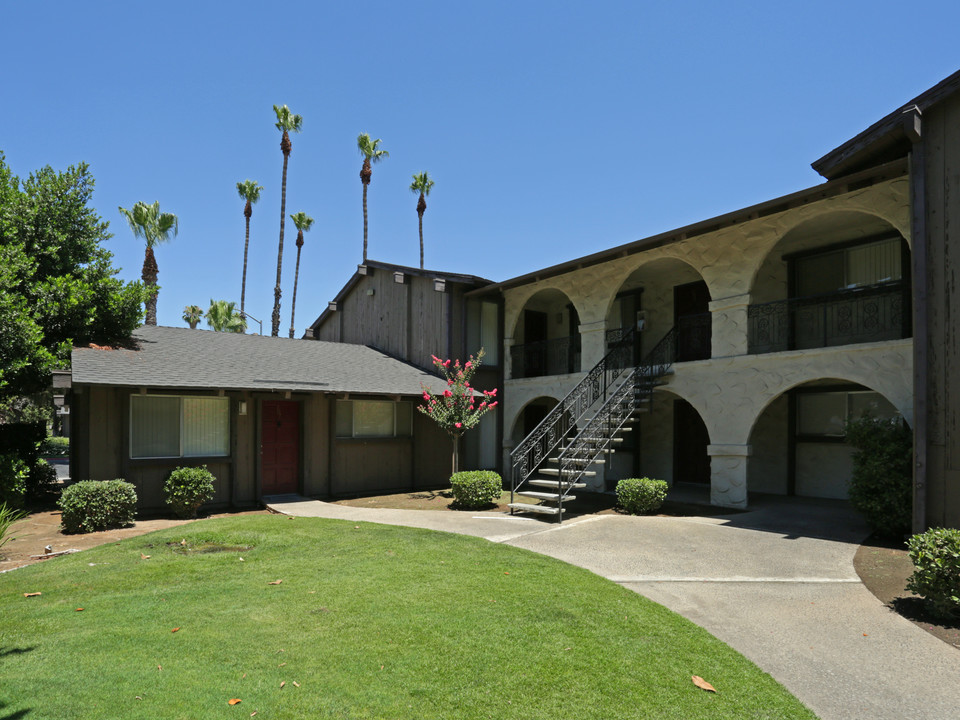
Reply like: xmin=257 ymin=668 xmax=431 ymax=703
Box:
xmin=266 ymin=495 xmax=960 ymax=720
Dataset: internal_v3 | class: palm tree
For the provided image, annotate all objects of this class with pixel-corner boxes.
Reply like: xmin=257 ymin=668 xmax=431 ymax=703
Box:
xmin=409 ymin=171 xmax=435 ymax=269
xmin=118 ymin=201 xmax=179 ymax=325
xmin=236 ymin=179 xmax=263 ymax=315
xmin=206 ymin=300 xmax=247 ymax=333
xmin=272 ymin=105 xmax=303 ymax=336
xmin=288 ymin=211 xmax=314 ymax=339
xmin=357 ymin=133 xmax=388 ymax=262
xmin=182 ymin=305 xmax=204 ymax=329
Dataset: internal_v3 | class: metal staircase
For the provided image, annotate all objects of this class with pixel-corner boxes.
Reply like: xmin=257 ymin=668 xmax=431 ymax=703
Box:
xmin=509 ymin=326 xmax=677 ymax=521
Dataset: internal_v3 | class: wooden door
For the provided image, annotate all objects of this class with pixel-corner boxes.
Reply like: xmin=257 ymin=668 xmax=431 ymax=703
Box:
xmin=261 ymin=400 xmax=300 ymax=495
xmin=673 ymin=399 xmax=710 ymax=484
xmin=674 ymin=280 xmax=711 ymax=362
xmin=523 ymin=310 xmax=548 ymax=376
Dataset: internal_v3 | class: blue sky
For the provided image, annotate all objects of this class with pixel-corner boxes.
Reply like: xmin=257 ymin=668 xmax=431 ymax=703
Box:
xmin=2 ymin=1 xmax=959 ymax=334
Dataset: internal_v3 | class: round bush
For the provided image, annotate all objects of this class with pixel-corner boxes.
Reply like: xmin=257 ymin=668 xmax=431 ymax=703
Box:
xmin=450 ymin=471 xmax=502 ymax=509
xmin=616 ymin=477 xmax=668 ymax=515
xmin=906 ymin=527 xmax=960 ymax=621
xmin=26 ymin=459 xmax=59 ymax=499
xmin=845 ymin=416 xmax=912 ymax=538
xmin=59 ymin=480 xmax=137 ymax=534
xmin=0 ymin=452 xmax=28 ymax=508
xmin=165 ymin=465 xmax=216 ymax=518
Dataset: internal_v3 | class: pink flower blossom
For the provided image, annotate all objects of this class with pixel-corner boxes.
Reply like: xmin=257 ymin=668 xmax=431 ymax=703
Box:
xmin=443 ymin=359 xmax=451 ymax=367
xmin=488 ymin=401 xmax=498 ymax=408
xmin=465 ymin=361 xmax=472 ymax=369
xmin=455 ymin=422 xmax=462 ymax=428
xmin=443 ymin=390 xmax=453 ymax=397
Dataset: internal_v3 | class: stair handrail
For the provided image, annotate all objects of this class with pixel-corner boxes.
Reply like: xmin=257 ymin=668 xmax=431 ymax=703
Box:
xmin=510 ymin=327 xmax=636 ymax=490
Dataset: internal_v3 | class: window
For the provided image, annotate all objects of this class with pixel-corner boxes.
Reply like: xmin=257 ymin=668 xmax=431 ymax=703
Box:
xmin=796 ymin=390 xmax=898 ymax=439
xmin=467 ymin=300 xmax=499 ymax=365
xmin=130 ymin=395 xmax=230 ymax=458
xmin=336 ymin=400 xmax=413 ymax=438
xmin=794 ymin=236 xmax=902 ymax=297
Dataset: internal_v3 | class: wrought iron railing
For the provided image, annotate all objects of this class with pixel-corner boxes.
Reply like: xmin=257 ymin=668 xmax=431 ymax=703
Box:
xmin=509 ymin=336 xmax=581 ymax=379
xmin=675 ymin=312 xmax=711 ymax=362
xmin=747 ymin=283 xmax=910 ymax=355
xmin=509 ymin=328 xmax=636 ymax=488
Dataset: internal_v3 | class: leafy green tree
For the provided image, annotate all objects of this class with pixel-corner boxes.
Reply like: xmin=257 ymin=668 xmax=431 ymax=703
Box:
xmin=272 ymin=105 xmax=303 ymax=336
xmin=0 ymin=152 xmax=144 ymax=402
xmin=236 ymin=179 xmax=263 ymax=315
xmin=206 ymin=299 xmax=247 ymax=333
xmin=182 ymin=305 xmax=204 ymax=329
xmin=117 ymin=201 xmax=179 ymax=325
xmin=357 ymin=133 xmax=388 ymax=262
xmin=410 ymin=171 xmax=434 ymax=269
xmin=288 ymin=211 xmax=314 ymax=338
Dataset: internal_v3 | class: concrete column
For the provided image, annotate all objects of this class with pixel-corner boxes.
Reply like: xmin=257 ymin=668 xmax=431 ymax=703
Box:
xmin=707 ymin=443 xmax=751 ymax=509
xmin=503 ymin=336 xmax=515 ymax=380
xmin=709 ymin=293 xmax=751 ymax=358
xmin=578 ymin=321 xmax=608 ymax=369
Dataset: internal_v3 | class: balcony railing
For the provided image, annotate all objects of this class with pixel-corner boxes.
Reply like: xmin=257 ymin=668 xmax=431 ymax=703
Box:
xmin=510 ymin=336 xmax=581 ymax=379
xmin=748 ymin=283 xmax=910 ymax=355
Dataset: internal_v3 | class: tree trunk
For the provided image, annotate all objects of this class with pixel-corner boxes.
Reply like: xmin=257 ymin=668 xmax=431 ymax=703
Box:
xmin=142 ymin=246 xmax=158 ymax=326
xmin=241 ymin=201 xmax=252 ymax=315
xmin=451 ymin=434 xmax=460 ymax=476
xmin=418 ymin=208 xmax=425 ymax=270
xmin=272 ymin=135 xmax=290 ymax=336
xmin=289 ymin=244 xmax=302 ymax=338
xmin=362 ymin=183 xmax=369 ymax=262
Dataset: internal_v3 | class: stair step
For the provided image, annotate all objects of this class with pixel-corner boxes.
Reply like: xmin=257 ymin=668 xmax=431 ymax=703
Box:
xmin=548 ymin=457 xmax=605 ymax=465
xmin=509 ymin=502 xmax=563 ymax=515
xmin=528 ymin=479 xmax=587 ymax=489
xmin=516 ymin=490 xmax=576 ymax=502
xmin=559 ymin=447 xmax=615 ymax=454
xmin=540 ymin=468 xmax=597 ymax=477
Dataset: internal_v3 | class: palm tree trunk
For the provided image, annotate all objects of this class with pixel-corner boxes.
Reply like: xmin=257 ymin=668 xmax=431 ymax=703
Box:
xmin=418 ymin=209 xmax=425 ymax=269
xmin=362 ymin=183 xmax=369 ymax=262
xmin=272 ymin=138 xmax=290 ymax=336
xmin=142 ymin=246 xmax=159 ymax=326
xmin=289 ymin=245 xmax=303 ymax=338
xmin=241 ymin=202 xmax=252 ymax=314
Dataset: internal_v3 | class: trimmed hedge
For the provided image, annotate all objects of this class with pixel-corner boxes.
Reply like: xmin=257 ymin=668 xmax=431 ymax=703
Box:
xmin=59 ymin=480 xmax=137 ymax=534
xmin=845 ymin=416 xmax=912 ymax=538
xmin=40 ymin=436 xmax=70 ymax=457
xmin=906 ymin=527 xmax=960 ymax=621
xmin=450 ymin=471 xmax=502 ymax=509
xmin=616 ymin=477 xmax=668 ymax=515
xmin=164 ymin=466 xmax=216 ymax=518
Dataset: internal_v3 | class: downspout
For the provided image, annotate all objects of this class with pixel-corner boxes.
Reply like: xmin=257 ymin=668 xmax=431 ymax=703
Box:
xmin=905 ymin=105 xmax=928 ymax=533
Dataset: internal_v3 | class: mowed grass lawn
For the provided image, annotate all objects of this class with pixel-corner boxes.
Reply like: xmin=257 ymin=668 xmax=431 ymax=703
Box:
xmin=0 ymin=515 xmax=815 ymax=719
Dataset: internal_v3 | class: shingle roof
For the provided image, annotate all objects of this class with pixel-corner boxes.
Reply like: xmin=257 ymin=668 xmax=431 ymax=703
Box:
xmin=71 ymin=325 xmax=448 ymax=396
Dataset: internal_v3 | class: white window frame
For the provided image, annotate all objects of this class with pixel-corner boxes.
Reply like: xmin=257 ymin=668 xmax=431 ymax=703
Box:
xmin=130 ymin=394 xmax=230 ymax=459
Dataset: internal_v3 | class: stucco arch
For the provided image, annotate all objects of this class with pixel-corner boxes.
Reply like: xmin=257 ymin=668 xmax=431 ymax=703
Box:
xmin=600 ymin=254 xmax=711 ymax=330
xmin=506 ymin=395 xmax=561 ymax=444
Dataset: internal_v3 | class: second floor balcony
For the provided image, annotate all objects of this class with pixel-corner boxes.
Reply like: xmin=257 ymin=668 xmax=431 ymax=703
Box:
xmin=748 ymin=283 xmax=910 ymax=355
xmin=510 ymin=336 xmax=581 ymax=379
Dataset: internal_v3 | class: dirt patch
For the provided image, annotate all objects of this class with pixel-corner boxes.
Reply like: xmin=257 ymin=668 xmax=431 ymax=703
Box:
xmin=854 ymin=534 xmax=959 ymax=651
xmin=1 ymin=508 xmax=267 ymax=573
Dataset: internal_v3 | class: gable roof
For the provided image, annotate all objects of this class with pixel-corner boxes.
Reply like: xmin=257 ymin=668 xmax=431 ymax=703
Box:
xmin=71 ymin=325 xmax=447 ymax=396
xmin=812 ymin=68 xmax=960 ymax=180
xmin=305 ymin=259 xmax=492 ymax=338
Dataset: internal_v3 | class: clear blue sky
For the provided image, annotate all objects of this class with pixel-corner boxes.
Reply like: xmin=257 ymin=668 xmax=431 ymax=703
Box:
xmin=2 ymin=1 xmax=958 ymax=334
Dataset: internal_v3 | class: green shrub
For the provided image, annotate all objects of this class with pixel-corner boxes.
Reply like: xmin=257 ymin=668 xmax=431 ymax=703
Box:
xmin=845 ymin=416 xmax=912 ymax=538
xmin=164 ymin=466 xmax=216 ymax=518
xmin=616 ymin=477 xmax=668 ymax=515
xmin=59 ymin=480 xmax=137 ymax=534
xmin=26 ymin=459 xmax=58 ymax=499
xmin=39 ymin=436 xmax=70 ymax=457
xmin=906 ymin=527 xmax=960 ymax=621
xmin=0 ymin=452 xmax=28 ymax=508
xmin=450 ymin=471 xmax=502 ymax=509
xmin=0 ymin=502 xmax=28 ymax=556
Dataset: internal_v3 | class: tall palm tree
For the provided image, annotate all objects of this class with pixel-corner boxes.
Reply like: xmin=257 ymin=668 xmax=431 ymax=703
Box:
xmin=357 ymin=133 xmax=388 ymax=262
xmin=272 ymin=105 xmax=303 ymax=336
xmin=409 ymin=171 xmax=435 ymax=269
xmin=236 ymin=179 xmax=263 ymax=315
xmin=206 ymin=300 xmax=247 ymax=333
xmin=288 ymin=211 xmax=314 ymax=338
xmin=182 ymin=305 xmax=204 ymax=329
xmin=118 ymin=201 xmax=179 ymax=325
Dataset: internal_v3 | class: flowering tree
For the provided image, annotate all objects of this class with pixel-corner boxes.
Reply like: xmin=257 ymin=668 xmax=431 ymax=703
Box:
xmin=419 ymin=348 xmax=498 ymax=475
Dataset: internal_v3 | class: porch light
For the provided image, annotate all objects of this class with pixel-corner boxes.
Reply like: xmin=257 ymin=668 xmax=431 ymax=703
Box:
xmin=238 ymin=401 xmax=248 ymax=416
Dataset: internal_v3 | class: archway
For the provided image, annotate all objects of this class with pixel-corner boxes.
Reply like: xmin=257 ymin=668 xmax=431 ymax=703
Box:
xmin=510 ymin=289 xmax=582 ymax=378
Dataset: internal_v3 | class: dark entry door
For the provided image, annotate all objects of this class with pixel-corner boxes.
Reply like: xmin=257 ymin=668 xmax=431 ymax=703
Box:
xmin=674 ymin=399 xmax=710 ymax=484
xmin=674 ymin=280 xmax=711 ymax=362
xmin=261 ymin=400 xmax=300 ymax=495
xmin=523 ymin=310 xmax=548 ymax=377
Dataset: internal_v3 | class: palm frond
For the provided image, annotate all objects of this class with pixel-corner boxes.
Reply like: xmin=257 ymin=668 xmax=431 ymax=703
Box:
xmin=236 ymin=179 xmax=263 ymax=203
xmin=290 ymin=211 xmax=315 ymax=232
xmin=274 ymin=104 xmax=303 ymax=133
xmin=410 ymin=171 xmax=435 ymax=196
xmin=357 ymin=133 xmax=388 ymax=162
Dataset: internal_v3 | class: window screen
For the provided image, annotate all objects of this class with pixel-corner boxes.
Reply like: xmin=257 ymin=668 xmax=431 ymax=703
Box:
xmin=131 ymin=395 xmax=181 ymax=458
xmin=183 ymin=397 xmax=230 ymax=457
xmin=130 ymin=395 xmax=230 ymax=458
xmin=336 ymin=400 xmax=413 ymax=438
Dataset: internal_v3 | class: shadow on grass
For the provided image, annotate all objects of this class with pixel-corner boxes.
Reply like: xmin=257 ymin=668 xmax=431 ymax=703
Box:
xmin=0 ymin=647 xmax=35 ymax=719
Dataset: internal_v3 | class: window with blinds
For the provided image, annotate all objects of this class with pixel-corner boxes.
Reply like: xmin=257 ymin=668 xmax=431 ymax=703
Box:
xmin=335 ymin=400 xmax=413 ymax=438
xmin=130 ymin=395 xmax=230 ymax=458
xmin=794 ymin=236 xmax=902 ymax=296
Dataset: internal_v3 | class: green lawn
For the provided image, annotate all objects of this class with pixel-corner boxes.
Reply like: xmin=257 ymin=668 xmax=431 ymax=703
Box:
xmin=0 ymin=516 xmax=815 ymax=719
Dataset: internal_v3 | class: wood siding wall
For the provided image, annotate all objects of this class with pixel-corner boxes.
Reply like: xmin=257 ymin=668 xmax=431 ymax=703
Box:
xmin=921 ymin=94 xmax=960 ymax=528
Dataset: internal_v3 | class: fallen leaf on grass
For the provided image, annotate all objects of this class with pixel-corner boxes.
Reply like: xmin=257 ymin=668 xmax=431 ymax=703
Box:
xmin=504 ymin=571 xmax=510 ymax=575
xmin=228 ymin=698 xmax=242 ymax=705
xmin=76 ymin=608 xmax=84 ymax=612
xmin=23 ymin=592 xmax=41 ymax=598
xmin=135 ymin=696 xmax=142 ymax=701
xmin=292 ymin=681 xmax=300 ymax=688
xmin=278 ymin=662 xmax=286 ymax=667
xmin=239 ymin=557 xmax=244 ymax=562
xmin=140 ymin=553 xmax=151 ymax=560
xmin=171 ymin=627 xmax=181 ymax=633
xmin=158 ymin=666 xmax=162 ymax=671
xmin=268 ymin=580 xmax=283 ymax=585
xmin=279 ymin=681 xmax=286 ymax=689
xmin=250 ymin=712 xmax=257 ymax=717
xmin=180 ymin=539 xmax=187 ymax=546
xmin=692 ymin=676 xmax=716 ymax=693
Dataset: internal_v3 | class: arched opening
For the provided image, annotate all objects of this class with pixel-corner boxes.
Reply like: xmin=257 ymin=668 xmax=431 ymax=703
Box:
xmin=748 ymin=378 xmax=904 ymax=500
xmin=510 ymin=289 xmax=582 ymax=379
xmin=749 ymin=211 xmax=911 ymax=354
xmin=510 ymin=396 xmax=561 ymax=445
xmin=633 ymin=389 xmax=710 ymax=487
xmin=604 ymin=257 xmax=711 ymax=364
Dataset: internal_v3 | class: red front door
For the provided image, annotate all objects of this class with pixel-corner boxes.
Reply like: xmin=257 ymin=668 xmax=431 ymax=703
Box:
xmin=261 ymin=400 xmax=300 ymax=495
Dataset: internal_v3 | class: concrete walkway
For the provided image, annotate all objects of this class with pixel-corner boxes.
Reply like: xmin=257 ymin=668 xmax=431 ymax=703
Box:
xmin=266 ymin=494 xmax=960 ymax=720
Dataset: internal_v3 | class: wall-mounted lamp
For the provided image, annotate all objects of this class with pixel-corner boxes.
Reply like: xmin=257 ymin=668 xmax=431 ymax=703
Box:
xmin=366 ymin=288 xmax=375 ymax=296
xmin=238 ymin=400 xmax=248 ymax=416
xmin=434 ymin=278 xmax=447 ymax=293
